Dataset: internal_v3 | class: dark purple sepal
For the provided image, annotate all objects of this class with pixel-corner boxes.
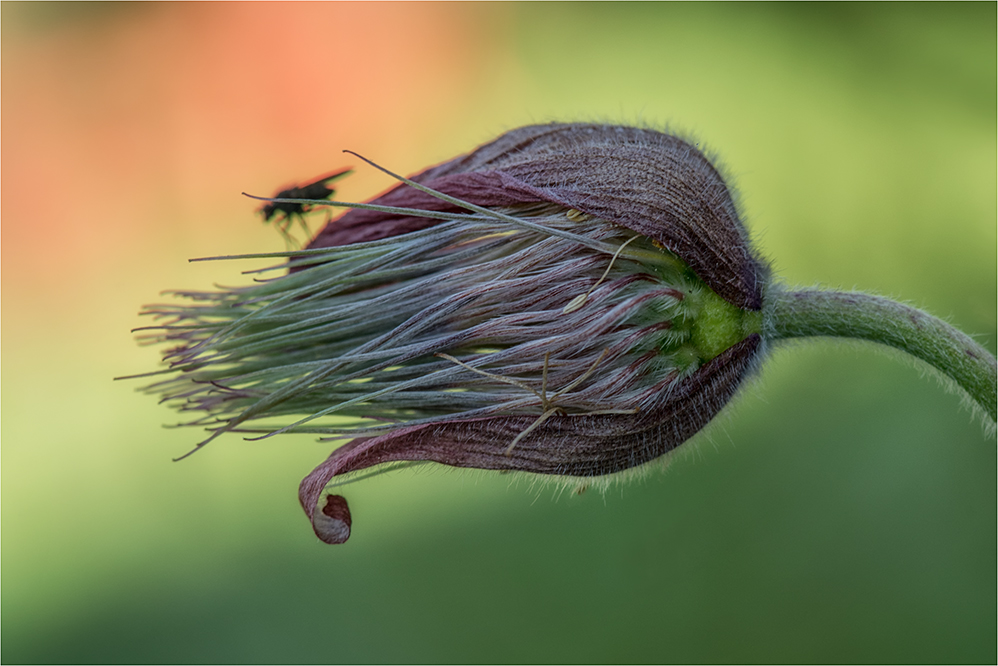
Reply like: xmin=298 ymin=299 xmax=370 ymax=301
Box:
xmin=309 ymin=123 xmax=767 ymax=310
xmin=299 ymin=334 xmax=762 ymax=543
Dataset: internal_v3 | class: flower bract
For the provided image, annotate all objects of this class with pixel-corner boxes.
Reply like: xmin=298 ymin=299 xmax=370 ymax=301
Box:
xmin=136 ymin=124 xmax=773 ymax=543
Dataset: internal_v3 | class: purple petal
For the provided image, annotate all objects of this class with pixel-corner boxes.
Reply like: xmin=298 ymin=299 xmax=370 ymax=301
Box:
xmin=310 ymin=123 xmax=766 ymax=310
xmin=299 ymin=334 xmax=762 ymax=543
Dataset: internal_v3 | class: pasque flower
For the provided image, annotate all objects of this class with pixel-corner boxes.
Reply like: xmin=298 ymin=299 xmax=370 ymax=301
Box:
xmin=131 ymin=123 xmax=997 ymax=544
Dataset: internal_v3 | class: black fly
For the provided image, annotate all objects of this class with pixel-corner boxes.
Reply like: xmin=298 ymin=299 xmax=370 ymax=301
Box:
xmin=259 ymin=168 xmax=352 ymax=245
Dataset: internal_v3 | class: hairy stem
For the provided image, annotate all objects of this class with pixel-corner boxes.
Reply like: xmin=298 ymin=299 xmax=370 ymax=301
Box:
xmin=765 ymin=286 xmax=997 ymax=424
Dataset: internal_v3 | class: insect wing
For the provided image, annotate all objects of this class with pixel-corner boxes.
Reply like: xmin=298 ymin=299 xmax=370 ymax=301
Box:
xmin=303 ymin=167 xmax=353 ymax=189
xmin=296 ymin=168 xmax=353 ymax=205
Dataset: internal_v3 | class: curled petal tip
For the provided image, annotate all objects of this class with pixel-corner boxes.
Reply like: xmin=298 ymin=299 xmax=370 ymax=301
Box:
xmin=313 ymin=494 xmax=352 ymax=544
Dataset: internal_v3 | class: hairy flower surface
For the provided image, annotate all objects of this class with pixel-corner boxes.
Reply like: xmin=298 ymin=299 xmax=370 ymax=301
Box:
xmin=134 ymin=123 xmax=994 ymax=545
xmin=137 ymin=124 xmax=768 ymax=543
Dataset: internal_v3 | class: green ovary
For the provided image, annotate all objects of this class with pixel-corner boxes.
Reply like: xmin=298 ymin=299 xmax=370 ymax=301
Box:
xmin=690 ymin=287 xmax=762 ymax=361
xmin=633 ymin=243 xmax=761 ymax=370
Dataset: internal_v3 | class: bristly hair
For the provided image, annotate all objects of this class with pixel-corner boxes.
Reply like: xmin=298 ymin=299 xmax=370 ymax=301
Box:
xmin=135 ymin=193 xmax=718 ymax=460
xmin=129 ymin=123 xmax=779 ymax=544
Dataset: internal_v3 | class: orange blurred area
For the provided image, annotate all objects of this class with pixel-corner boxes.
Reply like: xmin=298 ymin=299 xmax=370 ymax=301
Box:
xmin=1 ymin=2 xmax=497 ymax=313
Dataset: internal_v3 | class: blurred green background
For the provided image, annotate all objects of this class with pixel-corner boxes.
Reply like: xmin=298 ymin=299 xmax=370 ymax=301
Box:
xmin=2 ymin=3 xmax=995 ymax=663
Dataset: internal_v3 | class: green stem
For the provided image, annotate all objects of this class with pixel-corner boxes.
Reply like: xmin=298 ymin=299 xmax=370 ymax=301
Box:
xmin=764 ymin=286 xmax=997 ymax=425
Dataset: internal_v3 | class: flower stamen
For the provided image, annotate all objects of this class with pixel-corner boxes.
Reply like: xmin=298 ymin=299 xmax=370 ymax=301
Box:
xmin=438 ymin=347 xmax=637 ymax=456
xmin=563 ymin=234 xmax=640 ymax=314
xmin=434 ymin=352 xmax=546 ymax=405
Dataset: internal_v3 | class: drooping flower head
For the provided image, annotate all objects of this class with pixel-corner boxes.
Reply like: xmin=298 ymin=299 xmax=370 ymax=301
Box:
xmin=136 ymin=124 xmax=771 ymax=542
xmin=134 ymin=124 xmax=779 ymax=543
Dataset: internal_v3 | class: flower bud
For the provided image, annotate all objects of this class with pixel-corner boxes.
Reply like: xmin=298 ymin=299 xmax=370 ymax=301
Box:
xmin=136 ymin=123 xmax=770 ymax=544
xmin=311 ymin=124 xmax=767 ymax=310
